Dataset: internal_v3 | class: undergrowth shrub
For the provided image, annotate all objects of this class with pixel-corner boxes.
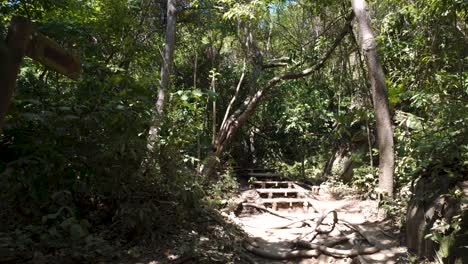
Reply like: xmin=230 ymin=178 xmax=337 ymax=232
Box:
xmin=352 ymin=165 xmax=377 ymax=194
xmin=207 ymin=167 xmax=239 ymax=204
xmin=273 ymin=160 xmax=323 ymax=182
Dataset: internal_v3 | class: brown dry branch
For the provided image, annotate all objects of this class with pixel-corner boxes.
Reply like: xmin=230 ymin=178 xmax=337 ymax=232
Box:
xmin=242 ymin=210 xmax=382 ymax=260
xmin=314 ymin=210 xmax=338 ymax=235
xmin=270 ymin=217 xmax=319 ymax=229
xmin=295 ymin=241 xmax=380 ymax=258
xmin=243 ymin=239 xmax=320 ymax=260
xmin=338 ymin=220 xmax=384 ymax=250
xmin=242 ymin=203 xmax=296 ymax=220
xmin=297 ymin=210 xmax=338 ymax=242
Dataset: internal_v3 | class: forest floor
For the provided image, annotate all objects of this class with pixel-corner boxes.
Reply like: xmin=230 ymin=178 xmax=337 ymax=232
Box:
xmin=225 ymin=183 xmax=409 ymax=264
xmin=0 ymin=182 xmax=410 ymax=264
xmin=117 ymin=183 xmax=410 ymax=264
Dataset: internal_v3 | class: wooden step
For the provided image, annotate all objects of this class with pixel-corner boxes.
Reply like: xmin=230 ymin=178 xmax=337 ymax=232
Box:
xmin=247 ymin=172 xmax=283 ymax=178
xmin=253 ymin=181 xmax=294 ymax=189
xmin=253 ymin=181 xmax=320 ymax=194
xmin=261 ymin=198 xmax=312 ymax=211
xmin=256 ymin=188 xmax=307 ymax=198
xmin=254 ymin=181 xmax=294 ymax=184
xmin=262 ymin=198 xmax=312 ymax=203
xmin=256 ymin=188 xmax=307 ymax=193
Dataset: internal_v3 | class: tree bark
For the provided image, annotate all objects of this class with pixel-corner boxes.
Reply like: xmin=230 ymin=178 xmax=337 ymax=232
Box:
xmin=211 ymin=73 xmax=217 ymax=145
xmin=351 ymin=0 xmax=394 ymax=197
xmin=146 ymin=0 xmax=177 ymax=154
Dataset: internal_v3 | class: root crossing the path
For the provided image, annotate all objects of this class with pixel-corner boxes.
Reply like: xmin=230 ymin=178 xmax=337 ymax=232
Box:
xmin=224 ymin=184 xmax=407 ymax=263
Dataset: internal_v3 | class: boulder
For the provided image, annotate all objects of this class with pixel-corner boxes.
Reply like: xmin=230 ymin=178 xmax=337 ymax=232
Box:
xmin=406 ymin=176 xmax=467 ymax=262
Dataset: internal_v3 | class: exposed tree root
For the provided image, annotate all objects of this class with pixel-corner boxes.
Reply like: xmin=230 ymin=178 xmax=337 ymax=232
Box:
xmin=242 ymin=203 xmax=296 ymax=220
xmin=313 ymin=210 xmax=338 ymax=235
xmin=338 ymin=220 xmax=382 ymax=248
xmin=244 ymin=234 xmax=379 ymax=260
xmin=243 ymin=240 xmax=320 ymax=259
xmin=293 ymin=210 xmax=338 ymax=242
xmin=295 ymin=240 xmax=380 ymax=258
xmin=242 ymin=210 xmax=381 ymax=260
xmin=270 ymin=210 xmax=338 ymax=231
xmin=270 ymin=216 xmax=318 ymax=229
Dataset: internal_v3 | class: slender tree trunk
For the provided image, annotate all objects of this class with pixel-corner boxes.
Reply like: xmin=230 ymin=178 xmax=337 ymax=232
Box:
xmin=193 ymin=52 xmax=197 ymax=89
xmin=193 ymin=52 xmax=202 ymax=171
xmin=221 ymin=61 xmax=246 ymax=130
xmin=146 ymin=0 xmax=177 ymax=154
xmin=211 ymin=74 xmax=217 ymax=145
xmin=351 ymin=0 xmax=394 ymax=197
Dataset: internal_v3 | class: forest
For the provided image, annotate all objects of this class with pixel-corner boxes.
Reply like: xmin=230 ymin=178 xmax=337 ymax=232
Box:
xmin=0 ymin=0 xmax=467 ymax=263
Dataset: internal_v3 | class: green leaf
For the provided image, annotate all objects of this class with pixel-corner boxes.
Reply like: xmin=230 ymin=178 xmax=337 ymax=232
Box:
xmin=22 ymin=113 xmax=43 ymax=122
xmin=60 ymin=217 xmax=75 ymax=230
xmin=192 ymin=89 xmax=203 ymax=97
xmin=207 ymin=90 xmax=218 ymax=99
xmin=63 ymin=115 xmax=80 ymax=120
xmin=48 ymin=226 xmax=60 ymax=237
xmin=70 ymin=224 xmax=86 ymax=240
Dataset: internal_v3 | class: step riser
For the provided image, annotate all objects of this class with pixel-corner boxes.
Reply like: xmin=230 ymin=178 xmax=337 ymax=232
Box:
xmin=243 ymin=169 xmax=319 ymax=210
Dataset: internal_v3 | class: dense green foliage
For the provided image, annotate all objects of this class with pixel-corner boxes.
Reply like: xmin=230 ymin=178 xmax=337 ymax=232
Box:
xmin=0 ymin=0 xmax=466 ymax=262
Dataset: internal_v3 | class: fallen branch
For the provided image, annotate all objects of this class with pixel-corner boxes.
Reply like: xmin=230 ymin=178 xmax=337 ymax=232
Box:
xmin=314 ymin=210 xmax=338 ymax=235
xmin=242 ymin=203 xmax=296 ymax=220
xmin=296 ymin=210 xmax=338 ymax=242
xmin=244 ymin=232 xmax=378 ymax=260
xmin=243 ymin=211 xmax=382 ymax=260
xmin=243 ymin=233 xmax=357 ymax=260
xmin=304 ymin=243 xmax=379 ymax=258
xmin=338 ymin=220 xmax=382 ymax=248
xmin=270 ymin=210 xmax=338 ymax=230
xmin=296 ymin=239 xmax=379 ymax=258
xmin=243 ymin=240 xmax=320 ymax=259
xmin=270 ymin=217 xmax=317 ymax=229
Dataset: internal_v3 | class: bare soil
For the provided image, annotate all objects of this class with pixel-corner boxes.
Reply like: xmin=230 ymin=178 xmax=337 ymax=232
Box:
xmin=228 ymin=185 xmax=408 ymax=263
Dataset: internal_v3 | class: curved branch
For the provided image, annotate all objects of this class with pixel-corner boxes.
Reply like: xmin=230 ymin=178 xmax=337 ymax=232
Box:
xmin=243 ymin=240 xmax=320 ymax=260
xmin=295 ymin=241 xmax=380 ymax=258
xmin=242 ymin=203 xmax=296 ymax=220
xmin=215 ymin=12 xmax=354 ymax=152
xmin=220 ymin=61 xmax=246 ymax=131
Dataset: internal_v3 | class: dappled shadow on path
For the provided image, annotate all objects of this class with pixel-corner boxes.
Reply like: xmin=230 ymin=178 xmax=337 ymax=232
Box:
xmin=240 ymin=218 xmax=407 ymax=263
xmin=234 ymin=187 xmax=408 ymax=263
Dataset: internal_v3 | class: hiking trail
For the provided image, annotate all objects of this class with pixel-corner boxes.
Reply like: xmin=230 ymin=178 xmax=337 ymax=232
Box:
xmin=222 ymin=168 xmax=407 ymax=264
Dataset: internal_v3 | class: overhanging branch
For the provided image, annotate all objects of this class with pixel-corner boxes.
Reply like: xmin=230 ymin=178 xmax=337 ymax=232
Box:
xmin=202 ymin=12 xmax=355 ymax=176
xmin=262 ymin=12 xmax=354 ymax=90
xmin=216 ymin=12 xmax=354 ymax=149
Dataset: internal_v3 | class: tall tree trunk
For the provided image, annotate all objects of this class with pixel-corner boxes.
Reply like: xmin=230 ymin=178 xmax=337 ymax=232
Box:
xmin=211 ymin=73 xmax=217 ymax=145
xmin=351 ymin=0 xmax=394 ymax=197
xmin=146 ymin=0 xmax=177 ymax=155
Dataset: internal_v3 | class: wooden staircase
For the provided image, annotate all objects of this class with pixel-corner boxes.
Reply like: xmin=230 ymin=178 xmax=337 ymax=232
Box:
xmin=237 ymin=168 xmax=320 ymax=212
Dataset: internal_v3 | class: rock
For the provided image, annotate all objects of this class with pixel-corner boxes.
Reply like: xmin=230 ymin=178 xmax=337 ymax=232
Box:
xmin=238 ymin=190 xmax=264 ymax=215
xmin=406 ymin=176 xmax=467 ymax=262
xmin=241 ymin=189 xmax=263 ymax=205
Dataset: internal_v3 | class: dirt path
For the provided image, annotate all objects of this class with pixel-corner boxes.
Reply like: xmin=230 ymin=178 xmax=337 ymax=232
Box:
xmin=228 ymin=186 xmax=408 ymax=263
